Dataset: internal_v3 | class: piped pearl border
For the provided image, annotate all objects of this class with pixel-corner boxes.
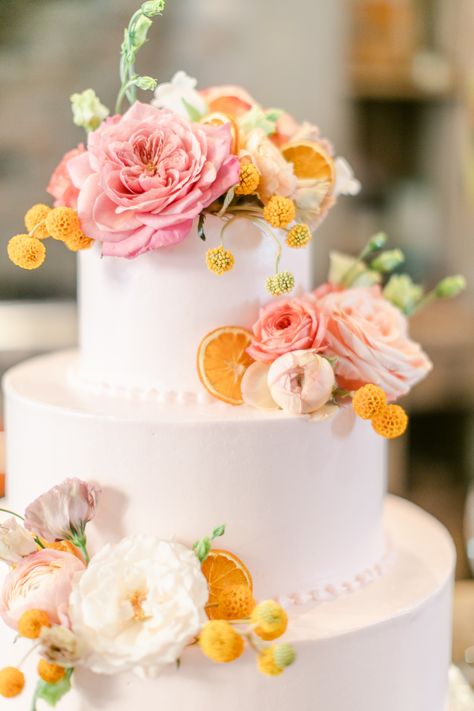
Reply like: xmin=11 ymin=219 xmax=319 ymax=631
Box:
xmin=278 ymin=539 xmax=395 ymax=608
xmin=69 ymin=366 xmax=216 ymax=406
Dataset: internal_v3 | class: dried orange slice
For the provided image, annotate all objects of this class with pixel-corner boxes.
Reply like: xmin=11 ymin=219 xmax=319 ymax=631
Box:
xmin=197 ymin=326 xmax=254 ymax=405
xmin=202 ymin=549 xmax=253 ymax=620
xmin=282 ymin=140 xmax=335 ymax=184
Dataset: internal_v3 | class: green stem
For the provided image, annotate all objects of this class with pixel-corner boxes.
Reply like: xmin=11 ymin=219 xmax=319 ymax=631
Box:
xmin=0 ymin=508 xmax=24 ymax=521
xmin=115 ymin=77 xmax=139 ymax=114
xmin=256 ymin=219 xmax=282 ymax=273
xmin=74 ymin=538 xmax=90 ymax=564
xmin=407 ymin=289 xmax=437 ymax=316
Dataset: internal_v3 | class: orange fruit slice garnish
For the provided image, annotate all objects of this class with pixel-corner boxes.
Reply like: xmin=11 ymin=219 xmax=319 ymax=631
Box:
xmin=199 ymin=112 xmax=240 ymax=154
xmin=281 ymin=140 xmax=335 ymax=185
xmin=202 ymin=549 xmax=253 ymax=620
xmin=197 ymin=326 xmax=254 ymax=405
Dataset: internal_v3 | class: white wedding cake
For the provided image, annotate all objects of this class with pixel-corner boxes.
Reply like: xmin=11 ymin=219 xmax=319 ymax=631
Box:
xmin=0 ymin=3 xmax=464 ymax=710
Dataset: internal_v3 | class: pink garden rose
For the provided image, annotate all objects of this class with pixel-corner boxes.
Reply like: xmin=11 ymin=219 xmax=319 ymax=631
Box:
xmin=268 ymin=350 xmax=336 ymax=414
xmin=0 ymin=549 xmax=85 ymax=630
xmin=67 ymin=102 xmax=240 ymax=257
xmin=316 ymin=286 xmax=432 ymax=400
xmin=25 ymin=478 xmax=101 ymax=543
xmin=47 ymin=144 xmax=85 ymax=208
xmin=247 ymin=297 xmax=327 ymax=363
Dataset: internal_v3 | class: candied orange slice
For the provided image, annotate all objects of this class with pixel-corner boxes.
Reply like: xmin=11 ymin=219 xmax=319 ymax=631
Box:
xmin=282 ymin=140 xmax=335 ymax=184
xmin=202 ymin=549 xmax=253 ymax=620
xmin=197 ymin=326 xmax=254 ymax=405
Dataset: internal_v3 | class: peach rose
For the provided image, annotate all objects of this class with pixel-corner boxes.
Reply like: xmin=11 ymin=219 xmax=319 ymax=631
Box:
xmin=67 ymin=102 xmax=240 ymax=257
xmin=247 ymin=297 xmax=327 ymax=363
xmin=47 ymin=144 xmax=85 ymax=208
xmin=0 ymin=549 xmax=85 ymax=630
xmin=244 ymin=128 xmax=297 ymax=202
xmin=316 ymin=287 xmax=432 ymax=400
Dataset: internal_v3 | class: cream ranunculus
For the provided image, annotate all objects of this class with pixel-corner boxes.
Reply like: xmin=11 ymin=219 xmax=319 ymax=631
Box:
xmin=69 ymin=535 xmax=209 ymax=677
xmin=267 ymin=350 xmax=336 ymax=415
xmin=0 ymin=517 xmax=37 ymax=565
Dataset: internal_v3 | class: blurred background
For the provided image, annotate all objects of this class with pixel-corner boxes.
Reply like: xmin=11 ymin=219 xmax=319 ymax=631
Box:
xmin=1 ymin=0 xmax=474 ymax=672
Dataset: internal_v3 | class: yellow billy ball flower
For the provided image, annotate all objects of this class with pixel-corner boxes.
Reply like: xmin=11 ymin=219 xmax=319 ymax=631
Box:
xmin=371 ymin=404 xmax=408 ymax=439
xmin=286 ymin=223 xmax=312 ymax=249
xmin=272 ymin=643 xmax=296 ymax=669
xmin=257 ymin=648 xmax=284 ymax=676
xmin=66 ymin=230 xmax=94 ymax=252
xmin=45 ymin=207 xmax=81 ymax=241
xmin=235 ymin=163 xmax=260 ymax=196
xmin=24 ymin=203 xmax=51 ymax=239
xmin=17 ymin=609 xmax=51 ymax=639
xmin=265 ymin=271 xmax=295 ymax=297
xmin=352 ymin=384 xmax=387 ymax=420
xmin=251 ymin=600 xmax=288 ymax=641
xmin=206 ymin=246 xmax=235 ymax=275
xmin=217 ymin=584 xmax=256 ymax=620
xmin=199 ymin=620 xmax=245 ymax=663
xmin=0 ymin=667 xmax=25 ymax=698
xmin=263 ymin=196 xmax=296 ymax=228
xmin=37 ymin=659 xmax=66 ymax=684
xmin=7 ymin=235 xmax=46 ymax=270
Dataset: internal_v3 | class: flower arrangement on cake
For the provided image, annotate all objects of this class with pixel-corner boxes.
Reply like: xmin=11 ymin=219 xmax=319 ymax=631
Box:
xmin=0 ymin=479 xmax=295 ymax=706
xmin=6 ymin=0 xmax=357 ymax=295
xmin=197 ymin=231 xmax=466 ymax=437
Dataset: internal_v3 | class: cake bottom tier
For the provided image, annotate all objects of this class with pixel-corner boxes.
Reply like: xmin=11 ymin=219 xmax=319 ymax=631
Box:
xmin=0 ymin=496 xmax=454 ymax=711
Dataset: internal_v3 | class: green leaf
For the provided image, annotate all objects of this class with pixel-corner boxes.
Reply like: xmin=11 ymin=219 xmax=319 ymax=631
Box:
xmin=217 ymin=187 xmax=235 ymax=217
xmin=193 ymin=537 xmax=211 ymax=562
xmin=212 ymin=524 xmax=226 ymax=539
xmin=182 ymin=97 xmax=204 ymax=122
xmin=34 ymin=669 xmax=73 ymax=708
xmin=198 ymin=213 xmax=206 ymax=241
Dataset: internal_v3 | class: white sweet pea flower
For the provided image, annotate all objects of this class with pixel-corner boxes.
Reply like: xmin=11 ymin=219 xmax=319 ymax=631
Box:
xmin=152 ymin=71 xmax=207 ymax=119
xmin=69 ymin=535 xmax=208 ymax=677
xmin=0 ymin=517 xmax=37 ymax=564
xmin=333 ymin=157 xmax=361 ymax=197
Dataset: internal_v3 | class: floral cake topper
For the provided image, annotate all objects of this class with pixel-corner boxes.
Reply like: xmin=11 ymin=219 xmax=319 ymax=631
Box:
xmin=7 ymin=0 xmax=356 ymax=300
xmin=0 ymin=479 xmax=295 ymax=705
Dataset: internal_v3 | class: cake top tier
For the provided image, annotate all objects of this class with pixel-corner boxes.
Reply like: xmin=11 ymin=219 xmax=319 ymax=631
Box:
xmin=6 ymin=0 xmax=464 ymax=421
xmin=77 ymin=218 xmax=312 ymax=398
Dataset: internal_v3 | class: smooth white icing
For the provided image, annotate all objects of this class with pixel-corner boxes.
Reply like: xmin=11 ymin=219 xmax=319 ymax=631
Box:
xmin=0 ymin=496 xmax=454 ymax=711
xmin=4 ymin=349 xmax=386 ymax=602
xmin=78 ymin=218 xmax=311 ymax=395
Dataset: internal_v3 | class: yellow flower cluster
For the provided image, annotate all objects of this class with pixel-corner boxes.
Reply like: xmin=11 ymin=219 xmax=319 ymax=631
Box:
xmin=7 ymin=204 xmax=94 ymax=270
xmin=263 ymin=196 xmax=296 ymax=229
xmin=17 ymin=609 xmax=51 ymax=640
xmin=0 ymin=609 xmax=66 ymax=699
xmin=235 ymin=162 xmax=260 ymax=196
xmin=352 ymin=384 xmax=408 ymax=439
xmin=286 ymin=223 xmax=312 ymax=249
xmin=206 ymin=245 xmax=235 ymax=275
xmin=199 ymin=596 xmax=295 ymax=677
xmin=0 ymin=667 xmax=25 ymax=699
xmin=266 ymin=271 xmax=295 ymax=297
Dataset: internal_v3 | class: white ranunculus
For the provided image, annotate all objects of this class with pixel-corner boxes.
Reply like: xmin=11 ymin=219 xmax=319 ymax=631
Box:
xmin=69 ymin=535 xmax=208 ymax=677
xmin=267 ymin=350 xmax=336 ymax=415
xmin=0 ymin=517 xmax=37 ymax=564
xmin=152 ymin=70 xmax=207 ymax=119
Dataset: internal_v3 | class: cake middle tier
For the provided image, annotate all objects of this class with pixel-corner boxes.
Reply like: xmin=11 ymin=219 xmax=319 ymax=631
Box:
xmin=78 ymin=218 xmax=311 ymax=397
xmin=3 ymin=350 xmax=386 ymax=602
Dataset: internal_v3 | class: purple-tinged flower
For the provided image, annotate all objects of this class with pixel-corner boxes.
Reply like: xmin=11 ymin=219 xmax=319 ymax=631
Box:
xmin=24 ymin=479 xmax=101 ymax=550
